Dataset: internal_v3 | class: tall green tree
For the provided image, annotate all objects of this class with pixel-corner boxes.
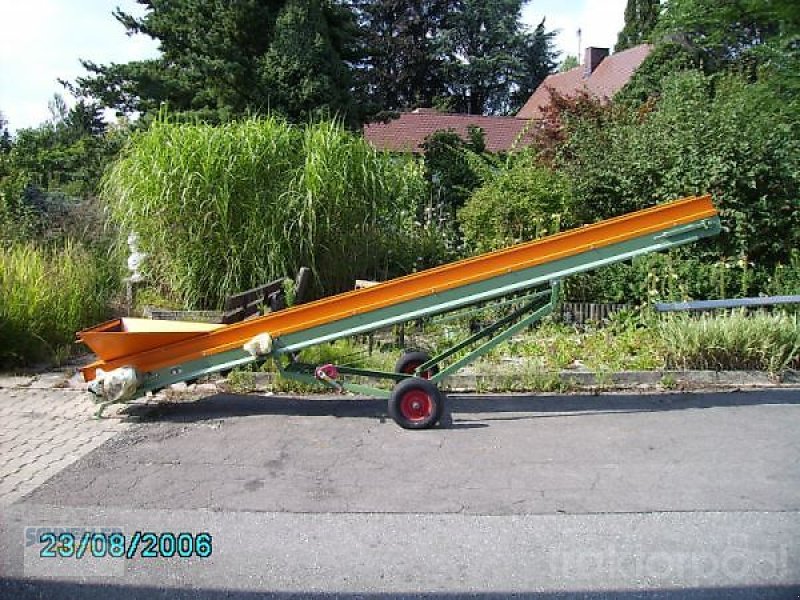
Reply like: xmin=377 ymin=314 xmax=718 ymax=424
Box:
xmin=350 ymin=0 xmax=451 ymax=114
xmin=441 ymin=0 xmax=557 ymax=115
xmin=9 ymin=96 xmax=115 ymax=197
xmin=261 ymin=0 xmax=356 ymax=122
xmin=615 ymin=0 xmax=661 ymax=51
xmin=654 ymin=0 xmax=800 ymax=72
xmin=511 ymin=19 xmax=560 ymax=112
xmin=69 ymin=0 xmax=359 ymax=124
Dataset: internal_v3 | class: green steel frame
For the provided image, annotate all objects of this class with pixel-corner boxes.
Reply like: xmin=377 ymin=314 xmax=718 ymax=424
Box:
xmin=275 ymin=282 xmax=560 ymax=397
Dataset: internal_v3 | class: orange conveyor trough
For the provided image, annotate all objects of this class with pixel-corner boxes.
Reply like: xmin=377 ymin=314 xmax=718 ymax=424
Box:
xmin=78 ymin=195 xmax=720 ymax=392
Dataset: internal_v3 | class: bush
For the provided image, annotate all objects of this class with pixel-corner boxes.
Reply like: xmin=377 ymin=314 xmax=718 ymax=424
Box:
xmin=766 ymin=249 xmax=800 ymax=296
xmin=557 ymin=71 xmax=800 ymax=268
xmin=0 ymin=241 xmax=113 ymax=366
xmin=565 ymin=250 xmax=770 ymax=304
xmin=422 ymin=127 xmax=495 ymax=213
xmin=458 ymin=159 xmax=572 ymax=253
xmin=103 ymin=116 xmax=440 ymax=308
xmin=660 ymin=310 xmax=800 ymax=373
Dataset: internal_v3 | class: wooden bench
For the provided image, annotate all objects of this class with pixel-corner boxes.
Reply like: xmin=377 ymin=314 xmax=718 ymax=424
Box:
xmin=145 ymin=267 xmax=312 ymax=324
xmin=221 ymin=267 xmax=312 ymax=324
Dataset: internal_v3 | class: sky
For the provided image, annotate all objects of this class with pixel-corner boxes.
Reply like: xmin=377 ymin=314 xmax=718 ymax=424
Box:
xmin=0 ymin=0 xmax=626 ymax=133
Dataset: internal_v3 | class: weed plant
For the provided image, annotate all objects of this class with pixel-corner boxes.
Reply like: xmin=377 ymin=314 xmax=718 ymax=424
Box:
xmin=0 ymin=241 xmax=112 ymax=366
xmin=660 ymin=310 xmax=800 ymax=373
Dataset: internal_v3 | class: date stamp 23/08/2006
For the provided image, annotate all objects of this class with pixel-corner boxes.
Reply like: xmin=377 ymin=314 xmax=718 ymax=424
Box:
xmin=23 ymin=527 xmax=213 ymax=577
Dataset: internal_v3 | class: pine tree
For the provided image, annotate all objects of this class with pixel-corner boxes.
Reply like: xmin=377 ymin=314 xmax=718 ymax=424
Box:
xmin=615 ymin=0 xmax=661 ymax=51
xmin=351 ymin=0 xmax=452 ymax=115
xmin=441 ymin=0 xmax=557 ymax=115
xmin=70 ymin=0 xmax=358 ymax=124
xmin=511 ymin=19 xmax=559 ymax=112
xmin=261 ymin=0 xmax=356 ymax=122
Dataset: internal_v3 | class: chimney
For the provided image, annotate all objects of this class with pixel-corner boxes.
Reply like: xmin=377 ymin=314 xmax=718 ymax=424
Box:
xmin=583 ymin=47 xmax=609 ymax=78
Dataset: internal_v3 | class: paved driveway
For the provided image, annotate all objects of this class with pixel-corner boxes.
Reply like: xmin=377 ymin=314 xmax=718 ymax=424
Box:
xmin=1 ymin=388 xmax=799 ymax=598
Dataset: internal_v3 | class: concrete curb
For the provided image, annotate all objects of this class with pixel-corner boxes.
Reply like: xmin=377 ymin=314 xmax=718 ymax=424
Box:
xmin=233 ymin=369 xmax=800 ymax=394
xmin=1 ymin=369 xmax=797 ymax=396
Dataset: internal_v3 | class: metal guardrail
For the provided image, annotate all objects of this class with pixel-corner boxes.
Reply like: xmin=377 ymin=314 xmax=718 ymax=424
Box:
xmin=655 ymin=295 xmax=800 ymax=312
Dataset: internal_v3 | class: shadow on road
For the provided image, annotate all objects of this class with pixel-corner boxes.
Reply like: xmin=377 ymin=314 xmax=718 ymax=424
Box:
xmin=129 ymin=389 xmax=800 ymax=427
xmin=1 ymin=580 xmax=798 ymax=600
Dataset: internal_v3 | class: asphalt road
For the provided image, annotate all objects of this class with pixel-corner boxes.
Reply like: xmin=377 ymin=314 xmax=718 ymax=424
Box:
xmin=2 ymin=389 xmax=799 ymax=598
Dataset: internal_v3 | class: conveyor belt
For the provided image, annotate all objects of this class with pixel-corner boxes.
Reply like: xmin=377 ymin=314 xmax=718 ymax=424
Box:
xmin=79 ymin=195 xmax=719 ymax=385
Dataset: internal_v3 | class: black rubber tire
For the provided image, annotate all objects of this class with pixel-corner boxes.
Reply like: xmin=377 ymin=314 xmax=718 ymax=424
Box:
xmin=388 ymin=377 xmax=444 ymax=430
xmin=395 ymin=350 xmax=439 ymax=379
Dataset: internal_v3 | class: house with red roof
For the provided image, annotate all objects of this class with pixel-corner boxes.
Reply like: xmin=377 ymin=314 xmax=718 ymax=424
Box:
xmin=517 ymin=44 xmax=652 ymax=120
xmin=364 ymin=44 xmax=653 ymax=153
xmin=363 ymin=109 xmax=536 ymax=153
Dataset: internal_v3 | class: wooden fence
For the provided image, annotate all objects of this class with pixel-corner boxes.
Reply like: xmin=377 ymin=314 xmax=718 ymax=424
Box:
xmin=560 ymin=302 xmax=631 ymax=325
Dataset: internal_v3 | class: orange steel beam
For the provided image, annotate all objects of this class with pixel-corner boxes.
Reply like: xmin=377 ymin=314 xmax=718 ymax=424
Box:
xmin=79 ymin=195 xmax=717 ymax=381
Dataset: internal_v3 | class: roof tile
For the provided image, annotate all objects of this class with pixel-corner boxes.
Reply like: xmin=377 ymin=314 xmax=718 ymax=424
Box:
xmin=363 ymin=111 xmax=533 ymax=153
xmin=517 ymin=44 xmax=653 ymax=120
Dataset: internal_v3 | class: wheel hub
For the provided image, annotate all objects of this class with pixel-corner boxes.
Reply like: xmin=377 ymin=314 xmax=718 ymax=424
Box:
xmin=400 ymin=390 xmax=433 ymax=421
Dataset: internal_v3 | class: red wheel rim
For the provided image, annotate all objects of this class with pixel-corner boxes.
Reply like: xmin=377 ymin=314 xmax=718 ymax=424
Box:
xmin=399 ymin=389 xmax=434 ymax=422
xmin=402 ymin=361 xmax=432 ymax=379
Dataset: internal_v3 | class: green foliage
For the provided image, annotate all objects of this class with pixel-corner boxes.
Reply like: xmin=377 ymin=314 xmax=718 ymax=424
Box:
xmin=72 ymin=0 xmax=359 ymax=125
xmin=616 ymin=0 xmax=661 ymax=51
xmin=766 ymin=250 xmax=800 ymax=296
xmin=559 ymin=55 xmax=579 ymax=72
xmin=258 ymin=0 xmax=356 ymax=123
xmin=103 ymin=116 xmax=441 ymax=309
xmin=351 ymin=0 xmax=452 ymax=113
xmin=422 ymin=128 xmax=495 ymax=212
xmin=8 ymin=99 xmax=117 ymax=197
xmin=353 ymin=0 xmax=558 ymax=117
xmin=655 ymin=0 xmax=799 ymax=73
xmin=565 ymin=250 xmax=771 ymax=304
xmin=441 ymin=0 xmax=558 ymax=115
xmin=0 ymin=98 xmax=123 ymax=248
xmin=225 ymin=369 xmax=257 ymax=393
xmin=660 ymin=310 xmax=800 ymax=373
xmin=509 ymin=18 xmax=561 ymax=113
xmin=0 ymin=241 xmax=112 ymax=366
xmin=459 ymin=159 xmax=572 ymax=253
xmin=515 ymin=316 xmax=664 ymax=372
xmin=557 ymin=70 xmax=800 ymax=267
xmin=616 ymin=42 xmax=700 ymax=104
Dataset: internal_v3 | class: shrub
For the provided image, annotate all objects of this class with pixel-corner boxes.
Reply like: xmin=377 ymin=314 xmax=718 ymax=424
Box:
xmin=458 ymin=159 xmax=572 ymax=253
xmin=564 ymin=250 xmax=769 ymax=304
xmin=422 ymin=127 xmax=493 ymax=212
xmin=660 ymin=310 xmax=800 ymax=373
xmin=556 ymin=70 xmax=800 ymax=268
xmin=103 ymin=116 xmax=439 ymax=308
xmin=0 ymin=241 xmax=112 ymax=366
xmin=766 ymin=249 xmax=800 ymax=296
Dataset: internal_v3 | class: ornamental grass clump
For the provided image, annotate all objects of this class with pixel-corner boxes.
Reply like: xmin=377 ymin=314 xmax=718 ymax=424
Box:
xmin=0 ymin=241 xmax=111 ymax=366
xmin=103 ymin=116 xmax=431 ymax=309
xmin=660 ymin=310 xmax=800 ymax=373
